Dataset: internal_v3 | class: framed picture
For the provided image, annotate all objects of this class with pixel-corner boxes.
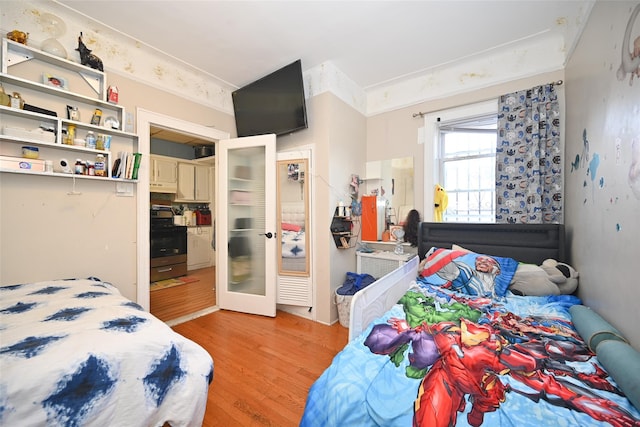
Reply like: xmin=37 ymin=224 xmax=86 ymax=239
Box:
xmin=389 ymin=225 xmax=404 ymax=242
xmin=43 ymin=73 xmax=68 ymax=90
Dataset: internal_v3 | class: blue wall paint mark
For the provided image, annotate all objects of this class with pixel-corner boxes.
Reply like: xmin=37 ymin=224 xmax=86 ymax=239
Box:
xmin=571 ymin=154 xmax=580 ymax=172
xmin=588 ymin=153 xmax=600 ymax=182
xmin=74 ymin=291 xmax=109 ymax=299
xmin=29 ymin=286 xmax=67 ymax=295
xmin=0 ymin=335 xmax=66 ymax=358
xmin=44 ymin=307 xmax=91 ymax=322
xmin=101 ymin=316 xmax=147 ymax=333
xmin=42 ymin=355 xmax=116 ymax=427
xmin=599 ymin=177 xmax=605 ymax=188
xmin=616 ymin=223 xmax=622 ymax=232
xmin=0 ymin=301 xmax=37 ymax=314
xmin=144 ymin=345 xmax=185 ymax=407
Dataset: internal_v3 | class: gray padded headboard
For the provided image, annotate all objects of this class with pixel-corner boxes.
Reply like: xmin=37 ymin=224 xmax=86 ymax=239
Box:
xmin=417 ymin=222 xmax=565 ymax=265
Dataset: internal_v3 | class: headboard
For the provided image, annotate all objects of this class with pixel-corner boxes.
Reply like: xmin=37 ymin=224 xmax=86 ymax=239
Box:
xmin=417 ymin=222 xmax=566 ymax=265
xmin=280 ymin=202 xmax=305 ymax=228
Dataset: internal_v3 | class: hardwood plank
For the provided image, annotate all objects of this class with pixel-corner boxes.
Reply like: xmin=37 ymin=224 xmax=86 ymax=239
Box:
xmin=150 ymin=267 xmax=215 ymax=322
xmin=172 ymin=309 xmax=349 ymax=426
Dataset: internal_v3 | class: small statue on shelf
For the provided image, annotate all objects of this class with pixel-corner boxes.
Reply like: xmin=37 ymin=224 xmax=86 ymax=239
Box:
xmin=76 ymin=32 xmax=103 ymax=71
xmin=7 ymin=30 xmax=28 ymax=45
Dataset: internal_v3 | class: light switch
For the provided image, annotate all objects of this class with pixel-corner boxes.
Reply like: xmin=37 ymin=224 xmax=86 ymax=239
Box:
xmin=116 ymin=182 xmax=134 ymax=196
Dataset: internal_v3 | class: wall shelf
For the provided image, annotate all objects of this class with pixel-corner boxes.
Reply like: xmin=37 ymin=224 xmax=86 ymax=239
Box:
xmin=0 ymin=38 xmax=138 ymax=185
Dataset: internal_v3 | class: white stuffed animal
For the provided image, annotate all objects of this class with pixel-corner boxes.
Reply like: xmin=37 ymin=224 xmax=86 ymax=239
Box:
xmin=540 ymin=259 xmax=579 ymax=295
xmin=508 ymin=259 xmax=579 ymax=296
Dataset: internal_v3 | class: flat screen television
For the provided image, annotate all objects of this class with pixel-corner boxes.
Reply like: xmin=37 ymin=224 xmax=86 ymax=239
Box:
xmin=232 ymin=59 xmax=308 ymax=137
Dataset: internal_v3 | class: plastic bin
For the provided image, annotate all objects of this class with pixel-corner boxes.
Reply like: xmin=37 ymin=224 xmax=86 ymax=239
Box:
xmin=335 ymin=272 xmax=376 ymax=328
xmin=335 ymin=292 xmax=353 ymax=328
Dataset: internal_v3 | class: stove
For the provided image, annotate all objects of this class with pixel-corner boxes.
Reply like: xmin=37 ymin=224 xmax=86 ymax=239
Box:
xmin=150 ymin=205 xmax=187 ymax=282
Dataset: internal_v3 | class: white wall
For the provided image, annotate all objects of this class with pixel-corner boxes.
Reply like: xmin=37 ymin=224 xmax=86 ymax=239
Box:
xmin=277 ymin=92 xmax=367 ymax=326
xmin=564 ymin=2 xmax=640 ymax=349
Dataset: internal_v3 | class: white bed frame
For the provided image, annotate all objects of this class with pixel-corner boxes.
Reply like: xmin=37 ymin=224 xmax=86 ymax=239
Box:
xmin=348 ymin=255 xmax=419 ymax=341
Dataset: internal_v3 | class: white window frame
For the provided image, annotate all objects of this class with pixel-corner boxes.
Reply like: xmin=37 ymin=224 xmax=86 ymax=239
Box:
xmin=422 ymin=99 xmax=497 ymax=221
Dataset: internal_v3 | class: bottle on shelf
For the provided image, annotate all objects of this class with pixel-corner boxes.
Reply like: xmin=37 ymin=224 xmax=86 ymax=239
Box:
xmin=85 ymin=131 xmax=96 ymax=149
xmin=74 ymin=159 xmax=85 ymax=175
xmin=66 ymin=125 xmax=76 ymax=145
xmin=95 ymin=154 xmax=106 ymax=177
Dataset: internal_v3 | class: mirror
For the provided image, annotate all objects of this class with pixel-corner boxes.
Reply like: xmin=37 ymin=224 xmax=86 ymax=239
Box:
xmin=364 ymin=157 xmax=414 ymax=227
xmin=277 ymin=159 xmax=310 ymax=276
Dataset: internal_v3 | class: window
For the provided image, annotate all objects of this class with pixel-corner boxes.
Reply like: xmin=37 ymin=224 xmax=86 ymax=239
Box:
xmin=438 ymin=115 xmax=497 ymax=223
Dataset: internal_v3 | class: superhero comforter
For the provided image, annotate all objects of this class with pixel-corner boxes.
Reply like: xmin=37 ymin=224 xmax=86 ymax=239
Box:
xmin=301 ymin=281 xmax=640 ymax=426
xmin=0 ymin=278 xmax=213 ymax=427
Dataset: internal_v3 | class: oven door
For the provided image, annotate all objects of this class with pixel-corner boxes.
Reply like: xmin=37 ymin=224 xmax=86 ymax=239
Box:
xmin=150 ymin=226 xmax=187 ymax=259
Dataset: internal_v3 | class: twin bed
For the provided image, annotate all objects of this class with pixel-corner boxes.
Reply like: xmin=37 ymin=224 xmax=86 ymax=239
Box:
xmin=302 ymin=222 xmax=640 ymax=426
xmin=0 ymin=277 xmax=212 ymax=427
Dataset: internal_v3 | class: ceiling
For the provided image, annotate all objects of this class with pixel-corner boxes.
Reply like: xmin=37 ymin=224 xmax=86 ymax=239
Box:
xmin=58 ymin=0 xmax=592 ymax=91
xmin=55 ymin=1 xmax=592 ymax=147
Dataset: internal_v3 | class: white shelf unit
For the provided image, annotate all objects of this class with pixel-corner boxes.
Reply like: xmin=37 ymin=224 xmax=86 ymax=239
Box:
xmin=356 ymin=251 xmax=417 ymax=279
xmin=0 ymin=38 xmax=137 ymax=181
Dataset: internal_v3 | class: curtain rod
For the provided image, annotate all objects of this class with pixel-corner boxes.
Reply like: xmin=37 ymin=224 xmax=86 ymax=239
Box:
xmin=411 ymin=80 xmax=564 ymax=119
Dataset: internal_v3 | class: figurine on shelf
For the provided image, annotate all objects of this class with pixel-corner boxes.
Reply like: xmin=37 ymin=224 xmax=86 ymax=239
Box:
xmin=76 ymin=32 xmax=103 ymax=71
xmin=7 ymin=30 xmax=28 ymax=45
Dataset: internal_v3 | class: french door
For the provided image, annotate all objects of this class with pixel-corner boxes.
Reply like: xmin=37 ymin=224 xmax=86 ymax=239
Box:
xmin=216 ymin=134 xmax=277 ymax=316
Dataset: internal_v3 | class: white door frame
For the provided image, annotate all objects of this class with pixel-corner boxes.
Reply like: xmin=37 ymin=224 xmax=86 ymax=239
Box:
xmin=136 ymin=109 xmax=229 ymax=311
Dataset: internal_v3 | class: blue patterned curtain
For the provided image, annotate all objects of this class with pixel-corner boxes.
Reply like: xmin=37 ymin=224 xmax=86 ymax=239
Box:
xmin=495 ymin=84 xmax=562 ymax=224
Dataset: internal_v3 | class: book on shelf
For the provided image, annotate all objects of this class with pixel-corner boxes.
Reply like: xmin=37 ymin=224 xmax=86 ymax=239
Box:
xmin=112 ymin=151 xmax=141 ymax=180
xmin=131 ymin=152 xmax=142 ymax=180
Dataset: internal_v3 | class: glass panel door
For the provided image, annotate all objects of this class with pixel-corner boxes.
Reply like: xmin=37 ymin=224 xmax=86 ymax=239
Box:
xmin=217 ymin=134 xmax=276 ymax=316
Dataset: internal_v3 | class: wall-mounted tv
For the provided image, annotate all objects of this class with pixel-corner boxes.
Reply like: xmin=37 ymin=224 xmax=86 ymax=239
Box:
xmin=232 ymin=59 xmax=308 ymax=138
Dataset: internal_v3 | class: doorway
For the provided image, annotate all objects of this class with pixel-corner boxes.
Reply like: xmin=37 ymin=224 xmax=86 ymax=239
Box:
xmin=136 ymin=109 xmax=230 ymax=324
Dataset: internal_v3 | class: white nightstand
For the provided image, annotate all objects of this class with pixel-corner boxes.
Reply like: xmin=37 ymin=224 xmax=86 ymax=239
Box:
xmin=356 ymin=251 xmax=417 ymax=279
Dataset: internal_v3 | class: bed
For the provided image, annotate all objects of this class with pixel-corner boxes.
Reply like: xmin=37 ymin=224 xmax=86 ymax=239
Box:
xmin=280 ymin=201 xmax=307 ymax=272
xmin=301 ymin=222 xmax=640 ymax=426
xmin=0 ymin=277 xmax=213 ymax=427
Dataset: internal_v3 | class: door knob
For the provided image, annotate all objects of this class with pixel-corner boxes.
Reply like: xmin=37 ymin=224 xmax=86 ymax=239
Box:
xmin=261 ymin=232 xmax=274 ymax=239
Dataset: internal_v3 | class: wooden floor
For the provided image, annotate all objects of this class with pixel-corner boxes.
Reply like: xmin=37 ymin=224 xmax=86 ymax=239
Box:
xmin=152 ymin=265 xmax=349 ymax=425
xmin=150 ymin=266 xmax=216 ymax=322
xmin=173 ymin=309 xmax=349 ymax=426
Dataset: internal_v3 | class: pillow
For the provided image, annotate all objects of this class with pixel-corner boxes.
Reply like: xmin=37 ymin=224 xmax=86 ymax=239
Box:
xmin=509 ymin=263 xmax=561 ymax=296
xmin=281 ymin=222 xmax=302 ymax=232
xmin=418 ymin=247 xmax=519 ymax=297
xmin=569 ymin=305 xmax=628 ymax=352
xmin=595 ymin=340 xmax=640 ymax=411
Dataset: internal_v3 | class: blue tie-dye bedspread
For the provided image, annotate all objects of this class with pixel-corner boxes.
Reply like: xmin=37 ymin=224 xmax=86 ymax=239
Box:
xmin=0 ymin=278 xmax=213 ymax=427
xmin=301 ymin=283 xmax=640 ymax=427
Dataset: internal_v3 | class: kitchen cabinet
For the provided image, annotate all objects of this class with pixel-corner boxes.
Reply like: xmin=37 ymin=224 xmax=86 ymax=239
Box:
xmin=150 ymin=154 xmax=177 ymax=193
xmin=0 ymin=38 xmax=138 ymax=182
xmin=176 ymin=162 xmax=210 ymax=202
xmin=187 ymin=226 xmax=213 ymax=270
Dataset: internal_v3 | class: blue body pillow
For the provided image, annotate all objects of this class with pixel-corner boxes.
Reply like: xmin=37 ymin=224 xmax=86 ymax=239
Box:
xmin=596 ymin=340 xmax=640 ymax=411
xmin=569 ymin=305 xmax=627 ymax=352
